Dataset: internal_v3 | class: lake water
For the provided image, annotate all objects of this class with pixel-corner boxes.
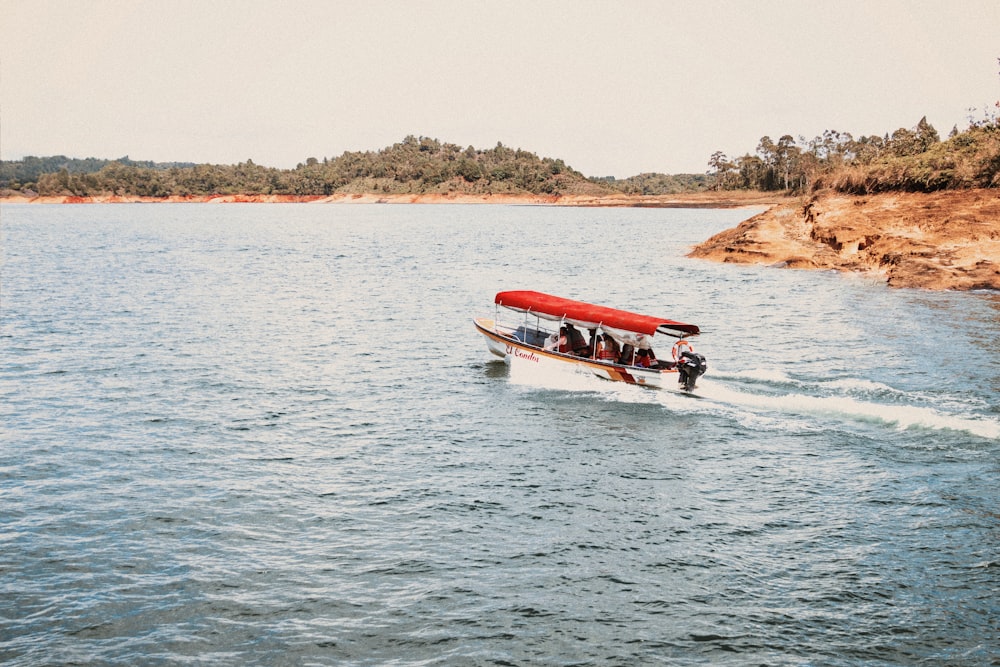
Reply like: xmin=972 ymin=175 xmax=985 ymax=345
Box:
xmin=2 ymin=203 xmax=998 ymax=666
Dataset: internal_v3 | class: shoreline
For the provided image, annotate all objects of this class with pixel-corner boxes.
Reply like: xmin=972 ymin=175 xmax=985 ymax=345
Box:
xmin=688 ymin=188 xmax=1000 ymax=291
xmin=8 ymin=188 xmax=995 ymax=290
xmin=0 ymin=191 xmax=783 ymax=209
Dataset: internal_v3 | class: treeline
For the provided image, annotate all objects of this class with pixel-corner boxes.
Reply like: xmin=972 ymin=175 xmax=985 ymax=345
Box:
xmin=0 ymin=136 xmax=617 ymax=198
xmin=591 ymin=172 xmax=710 ymax=194
xmin=708 ymin=115 xmax=1000 ymax=194
xmin=0 ymin=155 xmax=196 ymax=187
xmin=5 ymin=119 xmax=998 ymax=199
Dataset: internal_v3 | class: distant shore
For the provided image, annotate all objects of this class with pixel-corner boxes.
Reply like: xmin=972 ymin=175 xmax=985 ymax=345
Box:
xmin=8 ymin=188 xmax=995 ymax=291
xmin=0 ymin=191 xmax=782 ymax=209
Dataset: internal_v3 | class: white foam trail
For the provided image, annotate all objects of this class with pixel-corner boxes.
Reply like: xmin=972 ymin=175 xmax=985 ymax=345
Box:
xmin=505 ymin=357 xmax=1000 ymax=440
xmin=695 ymin=378 xmax=1000 ymax=440
xmin=715 ymin=369 xmax=899 ymax=396
xmin=822 ymin=378 xmax=901 ymax=395
xmin=716 ymin=367 xmax=798 ymax=385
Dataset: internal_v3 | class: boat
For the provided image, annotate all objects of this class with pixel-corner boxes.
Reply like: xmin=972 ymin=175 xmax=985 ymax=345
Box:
xmin=474 ymin=290 xmax=707 ymax=391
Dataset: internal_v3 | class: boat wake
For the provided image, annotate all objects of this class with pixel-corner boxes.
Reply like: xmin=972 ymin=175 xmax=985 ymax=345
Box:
xmin=690 ymin=377 xmax=1000 ymax=440
xmin=506 ymin=357 xmax=1000 ymax=440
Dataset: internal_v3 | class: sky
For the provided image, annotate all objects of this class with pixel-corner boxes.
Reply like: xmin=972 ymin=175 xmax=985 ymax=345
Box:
xmin=2 ymin=0 xmax=998 ymax=178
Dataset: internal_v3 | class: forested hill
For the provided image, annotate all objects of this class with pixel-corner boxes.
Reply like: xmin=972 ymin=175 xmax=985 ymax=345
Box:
xmin=3 ymin=118 xmax=998 ymax=199
xmin=706 ymin=116 xmax=1000 ymax=194
xmin=0 ymin=137 xmax=706 ymax=198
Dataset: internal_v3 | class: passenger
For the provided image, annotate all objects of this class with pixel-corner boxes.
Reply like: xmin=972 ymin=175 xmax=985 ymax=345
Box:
xmin=565 ymin=324 xmax=589 ymax=356
xmin=544 ymin=327 xmax=569 ymax=352
xmin=597 ymin=334 xmax=620 ymax=362
xmin=634 ymin=348 xmax=653 ymax=368
xmin=560 ymin=326 xmax=577 ymax=353
xmin=587 ymin=329 xmax=598 ymax=357
xmin=619 ymin=343 xmax=635 ymax=365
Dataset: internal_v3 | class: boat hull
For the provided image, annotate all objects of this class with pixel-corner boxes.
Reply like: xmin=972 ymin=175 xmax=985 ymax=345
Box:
xmin=474 ymin=317 xmax=681 ymax=389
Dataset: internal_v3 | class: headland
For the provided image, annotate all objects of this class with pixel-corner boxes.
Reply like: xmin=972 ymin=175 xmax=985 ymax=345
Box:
xmin=688 ymin=189 xmax=1000 ymax=290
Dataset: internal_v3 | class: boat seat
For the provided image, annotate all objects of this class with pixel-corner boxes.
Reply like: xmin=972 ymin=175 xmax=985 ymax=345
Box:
xmin=511 ymin=325 xmax=549 ymax=347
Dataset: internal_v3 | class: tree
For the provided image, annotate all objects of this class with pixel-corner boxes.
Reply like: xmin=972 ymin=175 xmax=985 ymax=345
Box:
xmin=707 ymin=151 xmax=735 ymax=190
xmin=775 ymin=135 xmax=799 ymax=190
xmin=755 ymin=136 xmax=779 ymax=190
xmin=915 ymin=116 xmax=940 ymax=152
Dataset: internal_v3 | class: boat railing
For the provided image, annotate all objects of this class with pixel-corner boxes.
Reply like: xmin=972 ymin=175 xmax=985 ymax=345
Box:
xmin=506 ymin=324 xmax=552 ymax=348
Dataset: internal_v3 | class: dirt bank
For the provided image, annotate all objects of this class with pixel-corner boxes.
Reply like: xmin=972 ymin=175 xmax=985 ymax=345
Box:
xmin=0 ymin=191 xmax=781 ymax=208
xmin=688 ymin=189 xmax=1000 ymax=290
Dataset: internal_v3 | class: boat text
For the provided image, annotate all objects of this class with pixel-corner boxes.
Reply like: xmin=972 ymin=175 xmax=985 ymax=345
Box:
xmin=506 ymin=344 xmax=540 ymax=363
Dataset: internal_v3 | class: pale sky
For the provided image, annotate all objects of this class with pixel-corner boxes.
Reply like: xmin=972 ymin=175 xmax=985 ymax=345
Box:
xmin=2 ymin=0 xmax=998 ymax=177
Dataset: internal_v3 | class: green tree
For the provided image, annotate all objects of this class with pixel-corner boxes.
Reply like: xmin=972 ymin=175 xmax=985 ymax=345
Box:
xmin=707 ymin=151 xmax=735 ymax=190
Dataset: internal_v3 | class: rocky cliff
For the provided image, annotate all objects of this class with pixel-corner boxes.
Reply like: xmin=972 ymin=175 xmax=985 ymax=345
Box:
xmin=688 ymin=189 xmax=1000 ymax=290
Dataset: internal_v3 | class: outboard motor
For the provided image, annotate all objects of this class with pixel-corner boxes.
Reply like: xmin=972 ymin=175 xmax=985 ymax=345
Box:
xmin=677 ymin=351 xmax=707 ymax=392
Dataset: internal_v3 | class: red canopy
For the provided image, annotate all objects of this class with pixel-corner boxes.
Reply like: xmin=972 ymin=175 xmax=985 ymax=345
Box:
xmin=494 ymin=290 xmax=699 ymax=336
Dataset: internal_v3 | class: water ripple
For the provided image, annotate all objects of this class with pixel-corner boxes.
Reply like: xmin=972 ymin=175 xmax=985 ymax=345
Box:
xmin=1 ymin=204 xmax=997 ymax=665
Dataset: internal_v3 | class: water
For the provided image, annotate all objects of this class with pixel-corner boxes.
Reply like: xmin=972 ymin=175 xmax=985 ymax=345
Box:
xmin=1 ymin=203 xmax=998 ymax=666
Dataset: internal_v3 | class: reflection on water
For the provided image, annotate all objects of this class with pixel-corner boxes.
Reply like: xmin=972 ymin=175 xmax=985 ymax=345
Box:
xmin=482 ymin=359 xmax=510 ymax=379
